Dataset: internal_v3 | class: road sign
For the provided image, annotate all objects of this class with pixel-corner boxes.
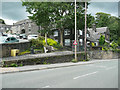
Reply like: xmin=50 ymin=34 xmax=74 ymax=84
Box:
xmin=73 ymin=40 xmax=78 ymax=45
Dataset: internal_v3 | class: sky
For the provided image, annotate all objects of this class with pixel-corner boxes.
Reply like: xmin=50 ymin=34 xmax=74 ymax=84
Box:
xmin=0 ymin=1 xmax=119 ymax=25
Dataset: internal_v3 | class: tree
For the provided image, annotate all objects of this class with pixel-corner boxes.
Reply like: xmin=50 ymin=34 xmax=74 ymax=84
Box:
xmin=99 ymin=35 xmax=105 ymax=46
xmin=95 ymin=12 xmax=120 ymax=42
xmin=95 ymin=12 xmax=111 ymax=27
xmin=0 ymin=19 xmax=5 ymax=24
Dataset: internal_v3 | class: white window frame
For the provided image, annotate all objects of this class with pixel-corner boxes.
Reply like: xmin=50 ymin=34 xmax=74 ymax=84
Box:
xmin=1 ymin=27 xmax=4 ymax=30
xmin=6 ymin=28 xmax=9 ymax=30
xmin=87 ymin=34 xmax=89 ymax=37
xmin=64 ymin=29 xmax=70 ymax=35
xmin=79 ymin=39 xmax=83 ymax=45
xmin=65 ymin=39 xmax=70 ymax=46
xmin=79 ymin=30 xmax=82 ymax=35
xmin=54 ymin=31 xmax=58 ymax=36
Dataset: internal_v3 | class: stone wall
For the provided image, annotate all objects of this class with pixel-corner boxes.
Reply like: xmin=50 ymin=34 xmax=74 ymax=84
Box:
xmin=88 ymin=50 xmax=118 ymax=59
xmin=0 ymin=42 xmax=31 ymax=57
xmin=3 ymin=53 xmax=85 ymax=67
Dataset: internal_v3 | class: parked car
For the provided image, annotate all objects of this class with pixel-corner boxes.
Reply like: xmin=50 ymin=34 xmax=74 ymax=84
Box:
xmin=0 ymin=36 xmax=19 ymax=44
xmin=19 ymin=34 xmax=27 ymax=39
xmin=28 ymin=35 xmax=38 ymax=40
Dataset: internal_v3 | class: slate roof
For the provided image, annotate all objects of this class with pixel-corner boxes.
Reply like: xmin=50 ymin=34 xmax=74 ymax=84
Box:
xmin=87 ymin=27 xmax=108 ymax=42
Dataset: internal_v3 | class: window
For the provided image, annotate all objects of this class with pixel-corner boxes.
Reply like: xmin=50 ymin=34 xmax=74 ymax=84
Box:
xmin=29 ymin=29 xmax=31 ymax=32
xmin=87 ymin=34 xmax=89 ymax=37
xmin=79 ymin=39 xmax=83 ymax=45
xmin=87 ymin=41 xmax=90 ymax=45
xmin=65 ymin=39 xmax=70 ymax=46
xmin=28 ymin=23 xmax=31 ymax=27
xmin=79 ymin=30 xmax=82 ymax=35
xmin=64 ymin=29 xmax=70 ymax=35
xmin=54 ymin=31 xmax=58 ymax=36
xmin=1 ymin=27 xmax=4 ymax=30
xmin=6 ymin=28 xmax=9 ymax=30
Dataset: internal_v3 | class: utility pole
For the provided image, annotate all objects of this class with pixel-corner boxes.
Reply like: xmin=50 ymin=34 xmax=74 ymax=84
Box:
xmin=84 ymin=1 xmax=87 ymax=60
xmin=75 ymin=0 xmax=77 ymax=61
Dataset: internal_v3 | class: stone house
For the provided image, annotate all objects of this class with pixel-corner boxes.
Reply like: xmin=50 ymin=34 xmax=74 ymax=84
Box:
xmin=11 ymin=19 xmax=40 ymax=36
xmin=88 ymin=24 xmax=110 ymax=46
xmin=0 ymin=23 xmax=12 ymax=34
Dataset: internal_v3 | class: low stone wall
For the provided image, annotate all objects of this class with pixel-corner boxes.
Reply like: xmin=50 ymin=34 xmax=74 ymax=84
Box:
xmin=89 ymin=50 xmax=118 ymax=59
xmin=0 ymin=42 xmax=31 ymax=57
xmin=3 ymin=53 xmax=85 ymax=67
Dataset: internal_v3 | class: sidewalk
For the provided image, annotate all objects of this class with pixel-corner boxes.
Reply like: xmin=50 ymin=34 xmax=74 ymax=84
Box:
xmin=0 ymin=59 xmax=117 ymax=74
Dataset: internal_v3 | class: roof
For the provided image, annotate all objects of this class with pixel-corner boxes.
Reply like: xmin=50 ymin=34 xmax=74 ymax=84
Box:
xmin=87 ymin=27 xmax=109 ymax=42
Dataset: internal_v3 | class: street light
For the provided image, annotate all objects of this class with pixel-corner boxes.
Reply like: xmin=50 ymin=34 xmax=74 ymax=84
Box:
xmin=74 ymin=0 xmax=77 ymax=61
xmin=84 ymin=1 xmax=87 ymax=60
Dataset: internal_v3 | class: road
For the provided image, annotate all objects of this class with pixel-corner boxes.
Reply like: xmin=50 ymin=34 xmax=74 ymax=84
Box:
xmin=1 ymin=59 xmax=118 ymax=88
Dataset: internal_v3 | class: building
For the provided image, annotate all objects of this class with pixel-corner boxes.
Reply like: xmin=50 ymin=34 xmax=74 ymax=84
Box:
xmin=52 ymin=29 xmax=89 ymax=51
xmin=11 ymin=19 xmax=40 ymax=35
xmin=52 ymin=24 xmax=110 ymax=51
xmin=0 ymin=23 xmax=12 ymax=34
xmin=88 ymin=24 xmax=110 ymax=46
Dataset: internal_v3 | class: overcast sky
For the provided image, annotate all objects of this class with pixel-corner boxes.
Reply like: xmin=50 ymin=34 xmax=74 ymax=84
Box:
xmin=0 ymin=1 xmax=119 ymax=25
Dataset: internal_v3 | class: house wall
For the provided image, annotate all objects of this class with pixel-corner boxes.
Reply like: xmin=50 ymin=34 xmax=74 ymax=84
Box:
xmin=11 ymin=19 xmax=39 ymax=36
xmin=0 ymin=24 xmax=12 ymax=33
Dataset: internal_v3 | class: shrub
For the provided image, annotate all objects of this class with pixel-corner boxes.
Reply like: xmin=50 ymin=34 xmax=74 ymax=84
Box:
xmin=71 ymin=59 xmax=77 ymax=63
xmin=99 ymin=35 xmax=105 ymax=45
xmin=110 ymin=41 xmax=118 ymax=49
xmin=10 ymin=63 xmax=18 ymax=67
xmin=30 ymin=39 xmax=44 ymax=49
xmin=19 ymin=64 xmax=23 ymax=67
xmin=91 ymin=42 xmax=95 ymax=47
xmin=43 ymin=38 xmax=57 ymax=46
xmin=53 ymin=43 xmax=63 ymax=50
xmin=102 ymin=46 xmax=109 ymax=51
xmin=18 ymin=50 xmax=30 ymax=56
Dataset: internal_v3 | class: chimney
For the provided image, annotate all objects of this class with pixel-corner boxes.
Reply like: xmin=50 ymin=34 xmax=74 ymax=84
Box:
xmin=92 ymin=23 xmax=96 ymax=32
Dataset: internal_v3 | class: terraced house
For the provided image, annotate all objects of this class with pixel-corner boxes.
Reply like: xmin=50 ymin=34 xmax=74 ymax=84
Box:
xmin=11 ymin=19 xmax=40 ymax=35
xmin=0 ymin=19 xmax=12 ymax=34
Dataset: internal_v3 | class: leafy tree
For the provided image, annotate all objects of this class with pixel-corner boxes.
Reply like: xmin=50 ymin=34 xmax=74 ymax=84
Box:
xmin=95 ymin=12 xmax=120 ymax=42
xmin=95 ymin=12 xmax=111 ymax=27
xmin=22 ymin=1 xmax=94 ymax=46
xmin=118 ymin=37 xmax=120 ymax=46
xmin=0 ymin=19 xmax=5 ymax=24
xmin=99 ymin=35 xmax=105 ymax=46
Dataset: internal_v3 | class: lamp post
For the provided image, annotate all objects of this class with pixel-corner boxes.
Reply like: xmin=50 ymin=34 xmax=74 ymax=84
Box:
xmin=84 ymin=1 xmax=87 ymax=60
xmin=74 ymin=0 xmax=77 ymax=61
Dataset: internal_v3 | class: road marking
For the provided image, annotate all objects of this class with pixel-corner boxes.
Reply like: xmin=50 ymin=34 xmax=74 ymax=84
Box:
xmin=42 ymin=85 xmax=50 ymax=88
xmin=105 ymin=66 xmax=116 ymax=70
xmin=73 ymin=71 xmax=98 ymax=80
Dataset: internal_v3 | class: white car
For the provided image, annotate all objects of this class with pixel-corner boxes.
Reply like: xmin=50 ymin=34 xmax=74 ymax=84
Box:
xmin=28 ymin=35 xmax=38 ymax=40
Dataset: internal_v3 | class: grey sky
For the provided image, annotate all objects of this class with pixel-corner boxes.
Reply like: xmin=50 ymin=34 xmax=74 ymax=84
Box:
xmin=0 ymin=1 xmax=119 ymax=25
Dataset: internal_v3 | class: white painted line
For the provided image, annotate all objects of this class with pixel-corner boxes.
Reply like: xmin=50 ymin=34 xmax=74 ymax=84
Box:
xmin=42 ymin=85 xmax=50 ymax=88
xmin=105 ymin=66 xmax=116 ymax=70
xmin=73 ymin=71 xmax=98 ymax=80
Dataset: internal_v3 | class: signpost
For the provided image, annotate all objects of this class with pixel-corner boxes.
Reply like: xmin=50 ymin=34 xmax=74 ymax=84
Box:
xmin=73 ymin=40 xmax=78 ymax=45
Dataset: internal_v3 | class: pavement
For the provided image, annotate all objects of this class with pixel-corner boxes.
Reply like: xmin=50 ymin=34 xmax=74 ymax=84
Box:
xmin=0 ymin=59 xmax=118 ymax=74
xmin=1 ymin=59 xmax=118 ymax=88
